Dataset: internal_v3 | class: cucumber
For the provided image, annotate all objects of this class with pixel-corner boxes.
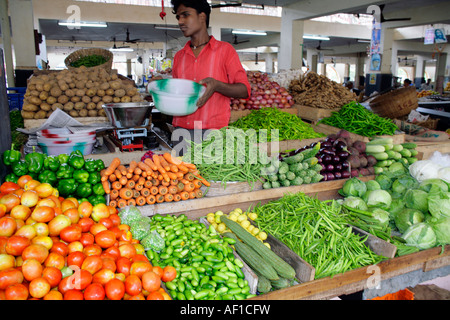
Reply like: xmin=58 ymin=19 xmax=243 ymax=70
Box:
xmin=374 ymin=166 xmax=384 ymax=174
xmin=256 ymin=274 xmax=272 ymax=293
xmin=375 ymin=160 xmax=389 ymax=167
xmin=270 ymin=277 xmax=291 ymax=289
xmin=386 ymin=150 xmax=396 ymax=159
xmin=367 ymin=137 xmax=394 ymax=145
xmin=283 ymin=153 xmax=304 ymax=164
xmin=401 ymin=142 xmax=417 ymax=149
xmin=392 ymin=144 xmax=403 ymax=152
xmin=372 ymin=152 xmax=389 ymax=160
xmin=278 ymin=162 xmax=289 ymax=175
xmin=409 ymin=149 xmax=418 ymax=156
xmin=366 ymin=145 xmax=386 ymax=153
xmin=407 ymin=157 xmax=418 ymax=164
xmin=400 ymin=149 xmax=412 ymax=158
xmin=302 ymin=157 xmax=318 ymax=167
xmin=384 ymin=144 xmax=393 ymax=151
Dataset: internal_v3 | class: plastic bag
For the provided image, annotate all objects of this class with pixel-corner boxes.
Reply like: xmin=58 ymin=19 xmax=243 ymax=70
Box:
xmin=141 ymin=230 xmax=165 ymax=252
xmin=118 ymin=205 xmax=143 ymax=225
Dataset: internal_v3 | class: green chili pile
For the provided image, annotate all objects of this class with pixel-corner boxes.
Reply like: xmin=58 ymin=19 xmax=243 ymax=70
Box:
xmin=186 ymin=127 xmax=269 ymax=188
xmin=254 ymin=192 xmax=387 ymax=279
xmin=70 ymin=54 xmax=108 ymax=68
xmin=230 ymin=108 xmax=325 ymax=142
xmin=318 ymin=101 xmax=398 ymax=137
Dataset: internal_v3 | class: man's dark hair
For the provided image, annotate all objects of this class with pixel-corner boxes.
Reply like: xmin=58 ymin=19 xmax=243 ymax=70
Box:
xmin=171 ymin=0 xmax=211 ymax=28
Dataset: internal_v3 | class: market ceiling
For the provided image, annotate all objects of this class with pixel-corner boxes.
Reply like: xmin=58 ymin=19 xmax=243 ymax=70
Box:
xmin=9 ymin=0 xmax=450 ymax=53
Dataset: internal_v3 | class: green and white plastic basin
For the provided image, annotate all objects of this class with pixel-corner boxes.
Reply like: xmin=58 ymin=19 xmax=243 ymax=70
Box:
xmin=148 ymin=79 xmax=206 ymax=116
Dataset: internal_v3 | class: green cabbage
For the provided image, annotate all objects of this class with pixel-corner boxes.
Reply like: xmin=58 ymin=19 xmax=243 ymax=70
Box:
xmin=404 ymin=189 xmax=429 ymax=214
xmin=375 ymin=174 xmax=393 ymax=190
xmin=391 ymin=175 xmax=419 ymax=196
xmin=419 ymin=178 xmax=449 ymax=193
xmin=427 ymin=217 xmax=450 ymax=245
xmin=388 ymin=198 xmax=406 ymax=220
xmin=341 ymin=177 xmax=367 ymax=197
xmin=394 ymin=208 xmax=425 ymax=233
xmin=402 ymin=222 xmax=436 ymax=250
xmin=366 ymin=189 xmax=392 ymax=210
xmin=342 ymin=196 xmax=368 ymax=211
xmin=369 ymin=208 xmax=390 ymax=226
xmin=427 ymin=192 xmax=450 ymax=219
xmin=365 ymin=180 xmax=381 ymax=191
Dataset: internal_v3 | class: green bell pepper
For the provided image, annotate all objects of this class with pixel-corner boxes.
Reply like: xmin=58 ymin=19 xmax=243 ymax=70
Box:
xmin=38 ymin=170 xmax=57 ymax=186
xmin=56 ymin=164 xmax=74 ymax=179
xmin=68 ymin=150 xmax=85 ymax=169
xmin=76 ymin=183 xmax=92 ymax=198
xmin=5 ymin=173 xmax=19 ymax=183
xmin=88 ymin=172 xmax=101 ymax=185
xmin=3 ymin=148 xmax=21 ymax=166
xmin=25 ymin=152 xmax=45 ymax=173
xmin=92 ymin=183 xmax=105 ymax=196
xmin=84 ymin=159 xmax=97 ymax=173
xmin=58 ymin=179 xmax=78 ymax=197
xmin=44 ymin=156 xmax=60 ymax=172
xmin=11 ymin=160 xmax=29 ymax=176
xmin=58 ymin=153 xmax=69 ymax=165
xmin=95 ymin=159 xmax=105 ymax=171
xmin=73 ymin=169 xmax=90 ymax=184
xmin=88 ymin=194 xmax=106 ymax=206
xmin=78 ymin=198 xmax=89 ymax=204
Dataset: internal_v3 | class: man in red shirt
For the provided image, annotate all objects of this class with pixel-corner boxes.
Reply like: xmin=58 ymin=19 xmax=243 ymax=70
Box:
xmin=170 ymin=0 xmax=251 ymax=155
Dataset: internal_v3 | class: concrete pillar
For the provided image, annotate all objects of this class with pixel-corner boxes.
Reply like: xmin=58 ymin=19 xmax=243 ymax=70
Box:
xmin=355 ymin=53 xmax=366 ymax=88
xmin=344 ymin=63 xmax=350 ymax=83
xmin=264 ymin=53 xmax=274 ymax=74
xmin=435 ymin=52 xmax=447 ymax=93
xmin=414 ymin=55 xmax=425 ymax=88
xmin=279 ymin=9 xmax=304 ymax=71
xmin=9 ymin=0 xmax=36 ymax=68
xmin=0 ymin=0 xmax=15 ymax=87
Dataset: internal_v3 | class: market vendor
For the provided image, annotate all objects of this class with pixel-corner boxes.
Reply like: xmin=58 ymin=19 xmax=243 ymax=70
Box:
xmin=169 ymin=0 xmax=251 ymax=157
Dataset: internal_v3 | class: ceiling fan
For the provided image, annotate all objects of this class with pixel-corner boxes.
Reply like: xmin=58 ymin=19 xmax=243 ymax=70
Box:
xmin=316 ymin=41 xmax=333 ymax=51
xmin=123 ymin=28 xmax=140 ymax=43
xmin=231 ymin=34 xmax=250 ymax=45
xmin=368 ymin=4 xmax=411 ymax=23
xmin=111 ymin=37 xmax=130 ymax=49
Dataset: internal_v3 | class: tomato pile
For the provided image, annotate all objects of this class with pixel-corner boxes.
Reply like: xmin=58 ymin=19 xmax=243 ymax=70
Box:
xmin=0 ymin=175 xmax=176 ymax=300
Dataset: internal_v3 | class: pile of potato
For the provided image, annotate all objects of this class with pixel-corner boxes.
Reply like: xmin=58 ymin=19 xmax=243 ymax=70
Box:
xmin=22 ymin=66 xmax=143 ymax=119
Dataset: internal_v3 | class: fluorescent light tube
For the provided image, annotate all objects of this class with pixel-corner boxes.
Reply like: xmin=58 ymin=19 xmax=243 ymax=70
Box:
xmin=110 ymin=48 xmax=134 ymax=52
xmin=155 ymin=26 xmax=180 ymax=31
xmin=303 ymin=35 xmax=330 ymax=40
xmin=58 ymin=21 xmax=107 ymax=28
xmin=232 ymin=30 xmax=267 ymax=36
xmin=357 ymin=39 xmax=371 ymax=43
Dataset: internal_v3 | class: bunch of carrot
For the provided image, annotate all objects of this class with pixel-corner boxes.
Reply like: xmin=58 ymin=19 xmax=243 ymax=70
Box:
xmin=101 ymin=152 xmax=210 ymax=209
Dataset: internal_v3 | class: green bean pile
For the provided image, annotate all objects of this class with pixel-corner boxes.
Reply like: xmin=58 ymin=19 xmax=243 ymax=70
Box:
xmin=230 ymin=108 xmax=325 ymax=142
xmin=318 ymin=101 xmax=398 ymax=137
xmin=186 ymin=127 xmax=268 ymax=188
xmin=70 ymin=54 xmax=108 ymax=68
xmin=254 ymin=192 xmax=387 ymax=279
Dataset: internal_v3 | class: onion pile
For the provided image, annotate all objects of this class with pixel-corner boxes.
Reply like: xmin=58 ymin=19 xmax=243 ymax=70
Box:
xmin=230 ymin=71 xmax=295 ymax=110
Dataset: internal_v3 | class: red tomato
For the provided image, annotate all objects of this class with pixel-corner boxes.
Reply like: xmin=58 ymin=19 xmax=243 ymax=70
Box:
xmin=73 ymin=269 xmax=93 ymax=290
xmin=130 ymin=261 xmax=153 ymax=278
xmin=125 ymin=274 xmax=142 ymax=296
xmin=84 ymin=282 xmax=105 ymax=300
xmin=5 ymin=283 xmax=28 ymax=300
xmin=128 ymin=293 xmax=145 ymax=300
xmin=92 ymin=268 xmax=115 ymax=285
xmin=94 ymin=230 xmax=116 ymax=249
xmin=147 ymin=290 xmax=164 ymax=300
xmin=44 ymin=252 xmax=65 ymax=270
xmin=78 ymin=217 xmax=94 ymax=233
xmin=118 ymin=243 xmax=136 ymax=259
xmin=42 ymin=266 xmax=62 ymax=288
xmin=58 ymin=276 xmax=73 ymax=294
xmin=21 ymin=259 xmax=43 ymax=282
xmin=104 ymin=246 xmax=120 ymax=261
xmin=83 ymin=244 xmax=102 ymax=257
xmin=161 ymin=265 xmax=177 ymax=283
xmin=64 ymin=289 xmax=84 ymax=300
xmin=141 ymin=271 xmax=161 ymax=293
xmin=105 ymin=278 xmax=125 ymax=300
xmin=80 ymin=233 xmax=95 ymax=247
xmin=0 ymin=236 xmax=7 ymax=254
xmin=0 ymin=182 xmax=20 ymax=195
xmin=29 ymin=277 xmax=51 ymax=298
xmin=131 ymin=254 xmax=149 ymax=263
xmin=101 ymin=258 xmax=117 ymax=273
xmin=21 ymin=244 xmax=49 ymax=264
xmin=66 ymin=251 xmax=86 ymax=269
xmin=0 ymin=268 xmax=23 ymax=290
xmin=43 ymin=290 xmax=63 ymax=300
xmin=5 ymin=235 xmax=30 ymax=256
xmin=0 ymin=216 xmax=17 ymax=237
xmin=109 ymin=214 xmax=121 ymax=227
xmin=116 ymin=257 xmax=131 ymax=276
xmin=98 ymin=217 xmax=113 ymax=229
xmin=152 ymin=266 xmax=163 ymax=279
xmin=59 ymin=225 xmax=82 ymax=243
xmin=50 ymin=241 xmax=69 ymax=257
xmin=81 ymin=255 xmax=103 ymax=275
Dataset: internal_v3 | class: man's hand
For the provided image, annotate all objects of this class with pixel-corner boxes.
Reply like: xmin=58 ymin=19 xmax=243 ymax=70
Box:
xmin=197 ymin=77 xmax=218 ymax=107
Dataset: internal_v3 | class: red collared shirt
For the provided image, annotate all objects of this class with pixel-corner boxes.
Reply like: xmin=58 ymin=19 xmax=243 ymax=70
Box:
xmin=172 ymin=36 xmax=250 ymax=129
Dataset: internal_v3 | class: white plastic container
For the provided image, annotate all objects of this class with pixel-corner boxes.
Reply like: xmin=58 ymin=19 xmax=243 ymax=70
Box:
xmin=38 ymin=140 xmax=95 ymax=156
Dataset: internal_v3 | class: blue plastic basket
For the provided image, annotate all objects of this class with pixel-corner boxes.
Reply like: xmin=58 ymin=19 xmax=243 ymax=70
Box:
xmin=7 ymin=87 xmax=26 ymax=111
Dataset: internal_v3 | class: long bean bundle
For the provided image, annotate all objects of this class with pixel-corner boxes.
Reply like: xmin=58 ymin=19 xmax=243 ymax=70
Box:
xmin=230 ymin=108 xmax=325 ymax=142
xmin=319 ymin=101 xmax=398 ymax=137
xmin=186 ymin=127 xmax=268 ymax=188
xmin=254 ymin=192 xmax=386 ymax=279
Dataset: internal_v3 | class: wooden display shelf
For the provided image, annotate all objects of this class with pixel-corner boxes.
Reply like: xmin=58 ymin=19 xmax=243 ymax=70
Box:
xmin=24 ymin=116 xmax=109 ymax=129
xmin=415 ymin=140 xmax=450 ymax=160
xmin=313 ymin=123 xmax=406 ymax=144
xmin=229 ymin=107 xmax=297 ymax=123
xmin=296 ymin=105 xmax=340 ymax=123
